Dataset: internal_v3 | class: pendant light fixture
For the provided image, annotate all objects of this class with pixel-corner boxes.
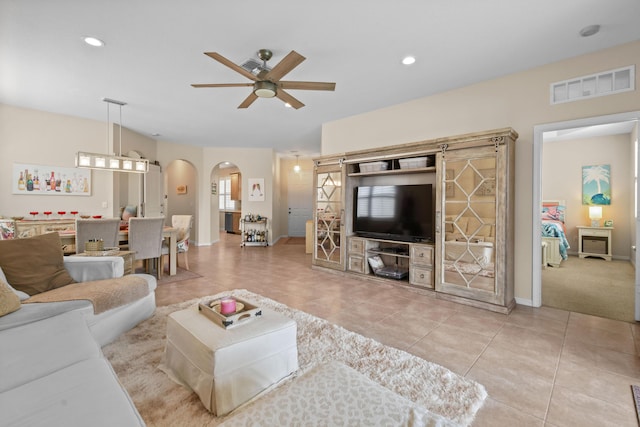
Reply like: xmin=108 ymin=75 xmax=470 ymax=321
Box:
xmin=75 ymin=98 xmax=149 ymax=173
xmin=293 ymin=154 xmax=301 ymax=173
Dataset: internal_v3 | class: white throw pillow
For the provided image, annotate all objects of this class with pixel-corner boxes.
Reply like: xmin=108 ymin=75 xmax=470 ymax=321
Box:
xmin=0 ymin=267 xmax=30 ymax=301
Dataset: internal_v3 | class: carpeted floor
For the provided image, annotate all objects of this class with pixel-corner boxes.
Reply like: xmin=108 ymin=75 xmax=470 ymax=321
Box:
xmin=103 ymin=290 xmax=487 ymax=426
xmin=542 ymin=255 xmax=635 ymax=322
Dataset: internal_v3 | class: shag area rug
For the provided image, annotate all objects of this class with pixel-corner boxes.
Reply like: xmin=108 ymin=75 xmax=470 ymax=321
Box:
xmin=103 ymin=289 xmax=487 ymax=426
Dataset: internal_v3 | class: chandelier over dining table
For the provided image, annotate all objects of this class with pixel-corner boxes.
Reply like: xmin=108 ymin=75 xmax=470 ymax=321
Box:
xmin=75 ymin=98 xmax=149 ymax=173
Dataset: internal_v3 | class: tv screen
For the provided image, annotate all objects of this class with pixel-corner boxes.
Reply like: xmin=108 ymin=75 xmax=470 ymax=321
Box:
xmin=353 ymin=184 xmax=433 ymax=243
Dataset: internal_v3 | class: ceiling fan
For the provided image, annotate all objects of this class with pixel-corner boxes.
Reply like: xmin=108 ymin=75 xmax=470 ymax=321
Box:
xmin=192 ymin=49 xmax=336 ymax=109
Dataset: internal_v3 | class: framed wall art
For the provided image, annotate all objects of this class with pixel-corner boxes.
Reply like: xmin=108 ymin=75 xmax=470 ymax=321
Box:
xmin=582 ymin=164 xmax=611 ymax=205
xmin=248 ymin=178 xmax=265 ymax=201
xmin=12 ymin=163 xmax=91 ymax=196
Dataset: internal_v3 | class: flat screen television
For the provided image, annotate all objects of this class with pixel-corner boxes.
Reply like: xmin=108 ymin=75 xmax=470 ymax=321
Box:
xmin=353 ymin=184 xmax=433 ymax=243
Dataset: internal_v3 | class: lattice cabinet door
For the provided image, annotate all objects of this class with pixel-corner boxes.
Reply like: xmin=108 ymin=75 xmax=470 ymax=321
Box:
xmin=435 ymin=136 xmax=515 ymax=313
xmin=312 ymin=161 xmax=345 ymax=270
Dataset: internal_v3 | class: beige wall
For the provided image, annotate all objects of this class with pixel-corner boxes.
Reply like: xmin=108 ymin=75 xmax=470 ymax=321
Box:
xmin=321 ymin=40 xmax=640 ymax=304
xmin=543 ymin=134 xmax=632 ymax=258
xmin=0 ymin=104 xmax=123 ymax=218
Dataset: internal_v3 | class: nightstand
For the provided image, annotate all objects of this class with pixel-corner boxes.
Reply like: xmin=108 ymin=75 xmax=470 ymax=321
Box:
xmin=577 ymin=226 xmax=613 ymax=261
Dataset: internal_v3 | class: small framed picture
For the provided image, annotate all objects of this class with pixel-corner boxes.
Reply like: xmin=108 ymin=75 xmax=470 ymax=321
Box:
xmin=176 ymin=185 xmax=187 ymax=194
xmin=604 ymin=219 xmax=613 ymax=227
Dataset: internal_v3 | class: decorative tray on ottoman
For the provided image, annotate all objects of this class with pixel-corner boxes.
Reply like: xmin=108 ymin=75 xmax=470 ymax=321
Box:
xmin=198 ymin=297 xmax=262 ymax=329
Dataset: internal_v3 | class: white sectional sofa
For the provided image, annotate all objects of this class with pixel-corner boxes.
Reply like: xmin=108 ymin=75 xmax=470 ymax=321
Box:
xmin=0 ymin=251 xmax=156 ymax=427
xmin=0 ymin=256 xmax=157 ymax=346
xmin=0 ymin=311 xmax=146 ymax=427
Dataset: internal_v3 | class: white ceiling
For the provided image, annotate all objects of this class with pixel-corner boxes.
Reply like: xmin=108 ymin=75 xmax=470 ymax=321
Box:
xmin=1 ymin=0 xmax=640 ymax=157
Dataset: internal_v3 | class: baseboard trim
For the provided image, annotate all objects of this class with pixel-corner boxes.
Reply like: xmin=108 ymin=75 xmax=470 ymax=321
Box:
xmin=515 ymin=297 xmax=534 ymax=307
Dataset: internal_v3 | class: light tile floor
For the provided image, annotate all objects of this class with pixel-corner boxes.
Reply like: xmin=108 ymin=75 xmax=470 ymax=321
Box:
xmin=155 ymin=234 xmax=640 ymax=426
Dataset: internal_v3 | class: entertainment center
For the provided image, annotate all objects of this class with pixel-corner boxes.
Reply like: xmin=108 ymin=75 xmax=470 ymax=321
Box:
xmin=312 ymin=128 xmax=517 ymax=314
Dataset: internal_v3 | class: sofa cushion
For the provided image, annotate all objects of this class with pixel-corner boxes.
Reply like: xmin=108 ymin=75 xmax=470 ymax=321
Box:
xmin=0 ymin=311 xmax=101 ymax=393
xmin=0 ymin=358 xmax=145 ymax=427
xmin=0 ymin=299 xmax=92 ymax=332
xmin=0 ymin=232 xmax=75 ymax=296
xmin=0 ymin=279 xmax=20 ymax=316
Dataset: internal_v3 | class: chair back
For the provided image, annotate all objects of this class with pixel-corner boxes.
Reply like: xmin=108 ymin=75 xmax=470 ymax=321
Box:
xmin=75 ymin=218 xmax=120 ymax=253
xmin=172 ymin=215 xmax=193 ymax=243
xmin=128 ymin=217 xmax=165 ymax=260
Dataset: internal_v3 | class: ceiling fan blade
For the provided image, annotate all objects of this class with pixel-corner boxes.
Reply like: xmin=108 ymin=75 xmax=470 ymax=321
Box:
xmin=204 ymin=52 xmax=257 ymax=81
xmin=276 ymin=89 xmax=305 ymax=109
xmin=264 ymin=51 xmax=305 ymax=82
xmin=238 ymin=92 xmax=258 ymax=109
xmin=279 ymin=81 xmax=336 ymax=91
xmin=191 ymin=83 xmax=254 ymax=88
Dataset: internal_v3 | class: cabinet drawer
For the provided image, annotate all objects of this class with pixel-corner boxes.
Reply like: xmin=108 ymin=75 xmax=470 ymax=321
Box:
xmin=348 ymin=237 xmax=366 ymax=256
xmin=348 ymin=255 xmax=366 ymax=273
xmin=410 ymin=244 xmax=433 ymax=267
xmin=583 ymin=229 xmax=609 ymax=237
xmin=410 ymin=267 xmax=433 ymax=289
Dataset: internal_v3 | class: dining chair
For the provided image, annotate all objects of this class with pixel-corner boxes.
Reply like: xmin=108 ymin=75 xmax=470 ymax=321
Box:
xmin=162 ymin=214 xmax=193 ymax=270
xmin=128 ymin=217 xmax=165 ymax=279
xmin=75 ymin=218 xmax=120 ymax=254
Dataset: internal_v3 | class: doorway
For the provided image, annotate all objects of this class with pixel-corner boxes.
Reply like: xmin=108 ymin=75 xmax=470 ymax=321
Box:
xmin=287 ymin=168 xmax=313 ymax=237
xmin=210 ymin=162 xmax=241 ymax=244
xmin=532 ymin=111 xmax=640 ymax=320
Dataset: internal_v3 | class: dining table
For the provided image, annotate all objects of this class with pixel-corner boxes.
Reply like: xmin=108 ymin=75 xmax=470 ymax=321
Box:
xmin=58 ymin=226 xmax=179 ymax=276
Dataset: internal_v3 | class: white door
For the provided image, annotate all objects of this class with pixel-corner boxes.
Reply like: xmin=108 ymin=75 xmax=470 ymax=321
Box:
xmin=635 ymin=134 xmax=640 ymax=321
xmin=143 ymin=164 xmax=163 ymax=217
xmin=288 ymin=170 xmax=313 ymax=236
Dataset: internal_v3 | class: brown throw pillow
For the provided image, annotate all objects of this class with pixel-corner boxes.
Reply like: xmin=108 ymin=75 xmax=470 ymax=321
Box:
xmin=0 ymin=232 xmax=75 ymax=296
xmin=0 ymin=279 xmax=20 ymax=316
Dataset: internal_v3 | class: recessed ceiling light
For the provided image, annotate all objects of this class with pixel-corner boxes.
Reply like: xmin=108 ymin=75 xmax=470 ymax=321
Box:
xmin=579 ymin=25 xmax=600 ymax=37
xmin=402 ymin=56 xmax=416 ymax=65
xmin=83 ymin=36 xmax=105 ymax=47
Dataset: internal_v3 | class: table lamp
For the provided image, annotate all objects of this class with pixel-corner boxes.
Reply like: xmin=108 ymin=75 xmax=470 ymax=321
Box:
xmin=589 ymin=206 xmax=602 ymax=227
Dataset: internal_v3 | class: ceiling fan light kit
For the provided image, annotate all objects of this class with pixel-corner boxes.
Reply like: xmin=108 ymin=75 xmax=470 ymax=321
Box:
xmin=192 ymin=49 xmax=336 ymax=109
xmin=254 ymin=81 xmax=277 ymax=98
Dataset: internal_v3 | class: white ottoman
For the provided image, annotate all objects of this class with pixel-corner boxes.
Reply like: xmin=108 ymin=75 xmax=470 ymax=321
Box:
xmin=162 ymin=304 xmax=298 ymax=416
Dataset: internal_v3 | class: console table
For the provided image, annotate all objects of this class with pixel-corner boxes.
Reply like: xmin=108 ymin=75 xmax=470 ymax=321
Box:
xmin=577 ymin=226 xmax=613 ymax=261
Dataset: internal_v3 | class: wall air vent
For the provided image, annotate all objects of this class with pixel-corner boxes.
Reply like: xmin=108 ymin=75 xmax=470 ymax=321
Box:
xmin=551 ymin=65 xmax=635 ymax=105
xmin=241 ymin=59 xmax=271 ymax=76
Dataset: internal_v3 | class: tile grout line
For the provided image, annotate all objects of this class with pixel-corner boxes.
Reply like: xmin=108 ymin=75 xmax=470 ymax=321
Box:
xmin=541 ymin=310 xmax=571 ymax=423
xmin=462 ymin=321 xmax=505 ymax=378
